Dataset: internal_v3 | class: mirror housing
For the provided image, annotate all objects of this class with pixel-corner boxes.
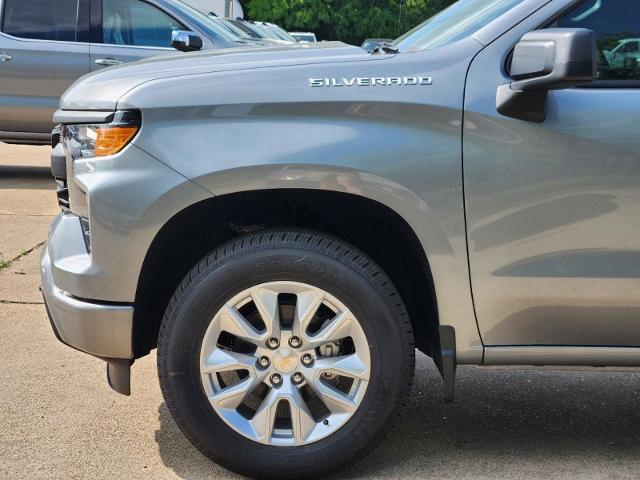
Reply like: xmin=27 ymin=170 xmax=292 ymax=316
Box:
xmin=497 ymin=28 xmax=597 ymax=122
xmin=171 ymin=30 xmax=203 ymax=52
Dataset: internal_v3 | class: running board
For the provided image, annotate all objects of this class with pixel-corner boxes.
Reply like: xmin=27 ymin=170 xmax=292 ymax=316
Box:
xmin=437 ymin=325 xmax=457 ymax=402
xmin=484 ymin=346 xmax=640 ymax=367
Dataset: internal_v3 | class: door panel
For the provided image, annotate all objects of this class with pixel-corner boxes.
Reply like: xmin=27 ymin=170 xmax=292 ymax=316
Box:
xmin=0 ymin=0 xmax=89 ymax=134
xmin=0 ymin=36 xmax=89 ymax=134
xmin=463 ymin=0 xmax=640 ymax=347
xmin=89 ymin=43 xmax=176 ymax=70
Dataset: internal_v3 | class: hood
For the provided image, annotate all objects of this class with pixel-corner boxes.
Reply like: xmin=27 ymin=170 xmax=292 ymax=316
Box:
xmin=60 ymin=42 xmax=377 ymax=111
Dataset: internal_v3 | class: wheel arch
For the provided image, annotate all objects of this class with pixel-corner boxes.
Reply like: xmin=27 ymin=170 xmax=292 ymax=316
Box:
xmin=133 ymin=163 xmax=482 ymax=364
xmin=133 ymin=187 xmax=441 ymax=359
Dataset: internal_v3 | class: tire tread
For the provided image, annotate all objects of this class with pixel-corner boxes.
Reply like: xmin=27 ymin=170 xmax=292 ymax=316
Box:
xmin=157 ymin=229 xmax=415 ymax=478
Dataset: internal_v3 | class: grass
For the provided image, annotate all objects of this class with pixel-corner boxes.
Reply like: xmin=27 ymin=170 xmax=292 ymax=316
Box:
xmin=0 ymin=243 xmax=43 ymax=271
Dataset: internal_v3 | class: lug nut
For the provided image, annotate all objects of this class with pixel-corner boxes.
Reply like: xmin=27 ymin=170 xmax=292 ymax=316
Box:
xmin=292 ymin=372 xmax=304 ymax=385
xmin=270 ymin=373 xmax=282 ymax=386
xmin=267 ymin=337 xmax=280 ymax=350
xmin=289 ymin=336 xmax=302 ymax=348
xmin=301 ymin=353 xmax=314 ymax=366
xmin=257 ymin=356 xmax=270 ymax=368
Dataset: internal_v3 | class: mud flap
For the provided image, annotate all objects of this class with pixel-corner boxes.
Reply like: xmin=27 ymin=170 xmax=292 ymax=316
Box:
xmin=437 ymin=325 xmax=456 ymax=402
xmin=107 ymin=359 xmax=133 ymax=396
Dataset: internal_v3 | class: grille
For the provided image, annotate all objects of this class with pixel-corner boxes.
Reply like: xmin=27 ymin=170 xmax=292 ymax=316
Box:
xmin=51 ymin=126 xmax=69 ymax=211
xmin=55 ymin=178 xmax=70 ymax=211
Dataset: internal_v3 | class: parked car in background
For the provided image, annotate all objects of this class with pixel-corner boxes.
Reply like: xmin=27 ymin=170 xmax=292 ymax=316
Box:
xmin=206 ymin=15 xmax=270 ymax=45
xmin=180 ymin=0 xmax=243 ymax=18
xmin=252 ymin=21 xmax=299 ymax=43
xmin=290 ymin=31 xmax=318 ymax=43
xmin=223 ymin=18 xmax=293 ymax=44
xmin=210 ymin=16 xmax=287 ymax=45
xmin=42 ymin=0 xmax=640 ymax=478
xmin=604 ymin=38 xmax=640 ymax=69
xmin=0 ymin=0 xmax=252 ymax=145
xmin=361 ymin=37 xmax=392 ymax=53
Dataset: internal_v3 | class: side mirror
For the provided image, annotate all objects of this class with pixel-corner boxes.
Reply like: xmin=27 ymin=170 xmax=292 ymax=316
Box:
xmin=171 ymin=30 xmax=203 ymax=52
xmin=497 ymin=28 xmax=596 ymax=122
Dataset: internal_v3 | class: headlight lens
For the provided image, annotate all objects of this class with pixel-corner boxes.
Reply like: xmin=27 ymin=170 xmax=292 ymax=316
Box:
xmin=63 ymin=110 xmax=141 ymax=160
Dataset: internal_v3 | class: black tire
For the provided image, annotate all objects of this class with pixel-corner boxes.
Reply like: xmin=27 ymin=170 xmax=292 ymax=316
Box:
xmin=157 ymin=230 xmax=415 ymax=479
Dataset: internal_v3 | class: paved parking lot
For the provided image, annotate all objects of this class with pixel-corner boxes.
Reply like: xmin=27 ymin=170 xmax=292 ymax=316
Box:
xmin=1 ymin=143 xmax=640 ymax=479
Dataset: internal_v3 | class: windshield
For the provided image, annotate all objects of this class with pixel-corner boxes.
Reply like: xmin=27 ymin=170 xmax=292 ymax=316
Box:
xmin=166 ymin=0 xmax=242 ymax=43
xmin=250 ymin=23 xmax=281 ymax=40
xmin=228 ymin=19 xmax=264 ymax=39
xmin=267 ymin=24 xmax=297 ymax=42
xmin=209 ymin=15 xmax=253 ymax=38
xmin=395 ymin=0 xmax=526 ymax=52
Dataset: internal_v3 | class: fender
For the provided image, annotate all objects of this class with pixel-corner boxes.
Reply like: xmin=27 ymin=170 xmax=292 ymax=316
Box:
xmin=120 ymin=41 xmax=485 ymax=362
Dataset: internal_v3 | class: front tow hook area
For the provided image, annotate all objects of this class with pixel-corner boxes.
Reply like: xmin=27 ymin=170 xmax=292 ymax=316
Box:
xmin=107 ymin=359 xmax=133 ymax=396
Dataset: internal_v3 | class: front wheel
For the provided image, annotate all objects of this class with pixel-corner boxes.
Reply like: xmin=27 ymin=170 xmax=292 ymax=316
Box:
xmin=157 ymin=230 xmax=414 ymax=479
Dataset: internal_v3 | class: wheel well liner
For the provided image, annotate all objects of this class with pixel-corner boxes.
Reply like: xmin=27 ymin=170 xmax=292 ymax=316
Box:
xmin=133 ymin=189 xmax=439 ymax=358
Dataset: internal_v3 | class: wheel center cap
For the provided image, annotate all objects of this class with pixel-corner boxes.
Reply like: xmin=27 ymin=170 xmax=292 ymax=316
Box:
xmin=273 ymin=348 xmax=299 ymax=373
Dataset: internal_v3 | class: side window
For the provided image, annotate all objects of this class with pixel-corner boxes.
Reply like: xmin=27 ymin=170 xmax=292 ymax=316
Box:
xmin=556 ymin=0 xmax=640 ymax=80
xmin=102 ymin=0 xmax=186 ymax=48
xmin=2 ymin=0 xmax=78 ymax=41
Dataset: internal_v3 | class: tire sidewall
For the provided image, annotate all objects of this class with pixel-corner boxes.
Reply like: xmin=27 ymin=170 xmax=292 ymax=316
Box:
xmin=160 ymin=245 xmax=410 ymax=476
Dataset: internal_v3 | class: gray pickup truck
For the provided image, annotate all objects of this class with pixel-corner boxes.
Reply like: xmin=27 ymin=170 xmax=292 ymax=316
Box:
xmin=42 ymin=0 xmax=639 ymax=478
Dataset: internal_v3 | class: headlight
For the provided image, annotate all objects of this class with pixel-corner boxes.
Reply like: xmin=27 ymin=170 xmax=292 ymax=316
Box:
xmin=63 ymin=110 xmax=141 ymax=160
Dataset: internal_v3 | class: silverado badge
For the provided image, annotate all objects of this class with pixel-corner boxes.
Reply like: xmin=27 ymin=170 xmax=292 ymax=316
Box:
xmin=309 ymin=76 xmax=432 ymax=87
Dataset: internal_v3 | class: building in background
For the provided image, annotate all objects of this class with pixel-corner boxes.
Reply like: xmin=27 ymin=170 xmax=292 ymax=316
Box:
xmin=183 ymin=0 xmax=244 ymax=18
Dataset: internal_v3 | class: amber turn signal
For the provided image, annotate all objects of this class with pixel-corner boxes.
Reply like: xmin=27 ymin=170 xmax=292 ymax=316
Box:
xmin=95 ymin=126 xmax=139 ymax=156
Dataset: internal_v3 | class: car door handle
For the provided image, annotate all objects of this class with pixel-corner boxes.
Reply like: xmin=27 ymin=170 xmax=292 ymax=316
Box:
xmin=0 ymin=53 xmax=12 ymax=62
xmin=94 ymin=58 xmax=123 ymax=66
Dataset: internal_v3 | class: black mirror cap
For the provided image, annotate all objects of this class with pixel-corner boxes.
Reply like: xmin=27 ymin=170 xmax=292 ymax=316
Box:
xmin=497 ymin=28 xmax=597 ymax=122
xmin=511 ymin=28 xmax=597 ymax=91
xmin=171 ymin=30 xmax=204 ymax=52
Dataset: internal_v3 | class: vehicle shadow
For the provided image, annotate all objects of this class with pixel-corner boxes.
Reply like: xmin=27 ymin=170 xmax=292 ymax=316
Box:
xmin=0 ymin=165 xmax=54 ymax=190
xmin=0 ymin=164 xmax=51 ymax=177
xmin=155 ymin=353 xmax=640 ymax=479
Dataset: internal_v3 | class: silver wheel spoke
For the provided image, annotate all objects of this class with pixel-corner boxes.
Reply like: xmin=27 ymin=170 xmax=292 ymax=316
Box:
xmin=203 ymin=349 xmax=265 ymax=410
xmin=288 ymin=388 xmax=317 ymax=443
xmin=218 ymin=305 xmax=267 ymax=345
xmin=200 ymin=281 xmax=371 ymax=446
xmin=306 ymin=310 xmax=354 ymax=348
xmin=249 ymin=388 xmax=279 ymax=443
xmin=292 ymin=289 xmax=324 ymax=338
xmin=202 ymin=348 xmax=257 ymax=374
xmin=311 ymin=379 xmax=358 ymax=414
xmin=250 ymin=287 xmax=281 ymax=340
xmin=315 ymin=353 xmax=369 ymax=380
xmin=210 ymin=377 xmax=255 ymax=409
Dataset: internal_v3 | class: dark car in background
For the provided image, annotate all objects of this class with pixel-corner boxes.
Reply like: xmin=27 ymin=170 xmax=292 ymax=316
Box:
xmin=0 ymin=0 xmax=253 ymax=145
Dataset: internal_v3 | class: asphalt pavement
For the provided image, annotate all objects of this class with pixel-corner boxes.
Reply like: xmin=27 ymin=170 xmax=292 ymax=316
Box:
xmin=1 ymin=143 xmax=640 ymax=479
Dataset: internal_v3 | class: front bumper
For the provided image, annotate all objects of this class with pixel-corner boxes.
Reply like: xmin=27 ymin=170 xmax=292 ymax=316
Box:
xmin=40 ymin=217 xmax=134 ymax=360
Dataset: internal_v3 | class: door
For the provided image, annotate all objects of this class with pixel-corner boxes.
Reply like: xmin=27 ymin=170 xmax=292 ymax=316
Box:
xmin=0 ymin=0 xmax=89 ymax=135
xmin=89 ymin=0 xmax=184 ymax=71
xmin=464 ymin=0 xmax=640 ymax=347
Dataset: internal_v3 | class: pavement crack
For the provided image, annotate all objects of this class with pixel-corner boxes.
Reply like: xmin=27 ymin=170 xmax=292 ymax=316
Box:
xmin=0 ymin=241 xmax=45 ymax=271
xmin=0 ymin=213 xmax=54 ymax=217
xmin=0 ymin=300 xmax=44 ymax=305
